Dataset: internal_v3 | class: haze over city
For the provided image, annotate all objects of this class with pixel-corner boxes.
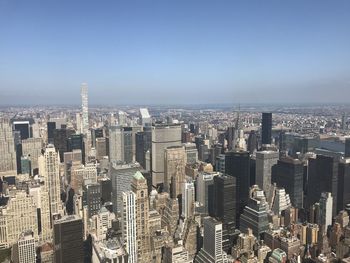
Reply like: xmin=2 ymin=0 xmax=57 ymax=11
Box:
xmin=1 ymin=0 xmax=350 ymax=105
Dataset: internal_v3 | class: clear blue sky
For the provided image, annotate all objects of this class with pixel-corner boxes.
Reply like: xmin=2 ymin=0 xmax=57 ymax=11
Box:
xmin=1 ymin=0 xmax=350 ymax=105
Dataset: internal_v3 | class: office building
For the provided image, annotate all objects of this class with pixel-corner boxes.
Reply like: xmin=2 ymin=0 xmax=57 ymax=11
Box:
xmin=47 ymin=121 xmax=56 ymax=144
xmin=164 ymin=146 xmax=187 ymax=199
xmin=195 ymin=217 xmax=227 ymax=263
xmin=38 ymin=145 xmax=62 ymax=217
xmin=21 ymin=137 xmax=43 ymax=173
xmin=0 ymin=191 xmax=38 ymax=248
xmin=307 ymin=155 xmax=338 ymax=216
xmin=338 ymin=158 xmax=350 ymax=212
xmin=99 ymin=176 xmax=112 ymax=204
xmin=91 ymin=128 xmax=104 ymax=147
xmin=122 ymin=191 xmax=137 ymax=263
xmin=262 ymin=112 xmax=272 ymax=145
xmin=53 ymin=215 xmax=84 ymax=263
xmin=95 ymin=137 xmax=107 ymax=160
xmin=0 ymin=118 xmax=17 ymax=173
xmin=225 ymin=151 xmax=250 ymax=224
xmin=139 ymin=108 xmax=152 ymax=127
xmin=13 ymin=120 xmax=31 ymax=140
xmin=346 ymin=138 xmax=350 ymax=158
xmin=256 ymin=151 xmax=279 ymax=194
xmin=182 ymin=181 xmax=195 ymax=219
xmin=53 ymin=128 xmax=74 ymax=162
xmin=247 ymin=130 xmax=258 ymax=153
xmin=81 ymin=83 xmax=91 ymax=163
xmin=131 ymin=171 xmax=152 ymax=262
xmin=271 ymin=157 xmax=304 ymax=209
xmin=184 ymin=143 xmax=198 ymax=165
xmin=240 ymin=185 xmax=269 ymax=237
xmin=67 ymin=134 xmax=85 ymax=164
xmin=318 ymin=192 xmax=333 ymax=233
xmin=12 ymin=231 xmax=36 ymax=263
xmin=196 ymin=172 xmax=215 ymax=214
xmin=20 ymin=156 xmax=31 ymax=175
xmin=151 ymin=124 xmax=182 ymax=187
xmin=110 ymin=162 xmax=141 ymax=213
xmin=83 ymin=183 xmax=101 ymax=218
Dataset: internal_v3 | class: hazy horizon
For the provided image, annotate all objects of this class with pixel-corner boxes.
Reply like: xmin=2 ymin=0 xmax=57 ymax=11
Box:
xmin=1 ymin=0 xmax=350 ymax=105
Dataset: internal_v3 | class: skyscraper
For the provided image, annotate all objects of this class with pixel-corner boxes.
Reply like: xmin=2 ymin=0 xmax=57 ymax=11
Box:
xmin=262 ymin=112 xmax=272 ymax=145
xmin=182 ymin=181 xmax=195 ymax=219
xmin=131 ymin=171 xmax=152 ymax=262
xmin=0 ymin=118 xmax=17 ymax=173
xmin=338 ymin=158 xmax=350 ymax=212
xmin=53 ymin=215 xmax=84 ymax=263
xmin=345 ymin=138 xmax=350 ymax=158
xmin=256 ymin=150 xmax=279 ymax=194
xmin=122 ymin=191 xmax=137 ymax=263
xmin=13 ymin=231 xmax=36 ymax=263
xmin=81 ymin=83 xmax=90 ymax=162
xmin=196 ymin=173 xmax=214 ymax=214
xmin=271 ymin=157 xmax=304 ymax=209
xmin=151 ymin=124 xmax=182 ymax=188
xmin=225 ymin=151 xmax=250 ymax=224
xmin=164 ymin=145 xmax=187 ymax=199
xmin=39 ymin=145 xmax=62 ymax=218
xmin=318 ymin=192 xmax=333 ymax=233
xmin=195 ymin=217 xmax=227 ymax=263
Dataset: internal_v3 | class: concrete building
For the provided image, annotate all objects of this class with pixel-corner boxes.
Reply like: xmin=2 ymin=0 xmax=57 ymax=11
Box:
xmin=0 ymin=118 xmax=17 ymax=173
xmin=256 ymin=151 xmax=279 ymax=194
xmin=196 ymin=173 xmax=214 ymax=214
xmin=122 ymin=191 xmax=137 ymax=263
xmin=318 ymin=192 xmax=333 ymax=233
xmin=151 ymin=124 xmax=182 ymax=187
xmin=21 ymin=137 xmax=43 ymax=173
xmin=12 ymin=231 xmax=36 ymax=263
xmin=164 ymin=146 xmax=187 ymax=199
xmin=182 ymin=181 xmax=195 ymax=219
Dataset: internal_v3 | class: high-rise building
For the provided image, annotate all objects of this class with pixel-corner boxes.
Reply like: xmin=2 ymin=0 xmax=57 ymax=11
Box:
xmin=338 ymin=158 xmax=350 ymax=212
xmin=53 ymin=215 xmax=84 ymax=263
xmin=135 ymin=128 xmax=152 ymax=169
xmin=262 ymin=112 xmax=272 ymax=145
xmin=110 ymin=162 xmax=141 ymax=213
xmin=345 ymin=138 xmax=350 ymax=158
xmin=122 ymin=191 xmax=137 ymax=263
xmin=256 ymin=151 xmax=279 ymax=194
xmin=21 ymin=137 xmax=43 ymax=174
xmin=83 ymin=183 xmax=101 ymax=218
xmin=131 ymin=171 xmax=152 ymax=262
xmin=99 ymin=176 xmax=112 ymax=204
xmin=0 ymin=118 xmax=17 ymax=173
xmin=139 ymin=108 xmax=152 ymax=127
xmin=164 ymin=145 xmax=187 ymax=199
xmin=271 ymin=157 xmax=304 ymax=208
xmin=53 ymin=128 xmax=74 ymax=162
xmin=151 ymin=124 xmax=182 ymax=187
xmin=12 ymin=231 xmax=36 ymax=263
xmin=184 ymin=143 xmax=198 ymax=165
xmin=195 ymin=217 xmax=227 ymax=263
xmin=247 ymin=130 xmax=258 ymax=153
xmin=47 ymin=121 xmax=56 ymax=144
xmin=95 ymin=137 xmax=107 ymax=160
xmin=307 ymin=155 xmax=338 ymax=216
xmin=318 ymin=192 xmax=333 ymax=233
xmin=240 ymin=185 xmax=269 ymax=237
xmin=67 ymin=134 xmax=85 ymax=164
xmin=196 ymin=173 xmax=214 ymax=214
xmin=13 ymin=120 xmax=31 ymax=140
xmin=182 ymin=181 xmax=195 ymax=219
xmin=38 ymin=145 xmax=62 ymax=218
xmin=81 ymin=83 xmax=91 ymax=163
xmin=225 ymin=151 xmax=250 ymax=224
xmin=0 ymin=191 xmax=38 ymax=248
xmin=91 ymin=128 xmax=104 ymax=147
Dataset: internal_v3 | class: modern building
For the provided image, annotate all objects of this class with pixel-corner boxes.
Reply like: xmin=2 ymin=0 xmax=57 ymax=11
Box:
xmin=53 ymin=215 xmax=84 ymax=263
xmin=271 ymin=157 xmax=304 ymax=209
xmin=139 ymin=108 xmax=152 ymax=127
xmin=256 ymin=151 xmax=279 ymax=195
xmin=338 ymin=158 xmax=350 ymax=212
xmin=184 ymin=143 xmax=198 ymax=165
xmin=318 ymin=192 xmax=333 ymax=233
xmin=12 ymin=231 xmax=36 ymax=263
xmin=182 ymin=181 xmax=195 ymax=219
xmin=225 ymin=151 xmax=250 ymax=224
xmin=196 ymin=173 xmax=215 ymax=214
xmin=195 ymin=217 xmax=227 ymax=263
xmin=83 ymin=183 xmax=101 ymax=218
xmin=81 ymin=83 xmax=91 ymax=163
xmin=262 ymin=112 xmax=272 ymax=145
xmin=151 ymin=124 xmax=182 ymax=187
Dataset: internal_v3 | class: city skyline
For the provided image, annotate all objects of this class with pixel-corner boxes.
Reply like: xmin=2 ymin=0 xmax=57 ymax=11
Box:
xmin=1 ymin=0 xmax=350 ymax=105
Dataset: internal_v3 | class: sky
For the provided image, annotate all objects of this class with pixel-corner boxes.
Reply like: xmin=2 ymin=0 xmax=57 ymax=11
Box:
xmin=0 ymin=0 xmax=350 ymax=105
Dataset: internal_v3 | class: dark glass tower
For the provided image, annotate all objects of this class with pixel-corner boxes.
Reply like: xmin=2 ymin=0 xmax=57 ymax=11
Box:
xmin=247 ymin=130 xmax=258 ymax=153
xmin=271 ymin=157 xmax=304 ymax=209
xmin=338 ymin=160 xmax=350 ymax=212
xmin=54 ymin=215 xmax=84 ymax=263
xmin=53 ymin=128 xmax=74 ymax=162
xmin=306 ymin=155 xmax=338 ymax=216
xmin=262 ymin=112 xmax=272 ymax=145
xmin=47 ymin=121 xmax=56 ymax=144
xmin=225 ymin=151 xmax=250 ymax=226
xmin=67 ymin=134 xmax=85 ymax=164
xmin=345 ymin=138 xmax=350 ymax=158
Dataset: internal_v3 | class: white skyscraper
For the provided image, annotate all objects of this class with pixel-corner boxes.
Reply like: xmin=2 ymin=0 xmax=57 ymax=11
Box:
xmin=81 ymin=83 xmax=91 ymax=162
xmin=182 ymin=181 xmax=195 ymax=219
xmin=14 ymin=231 xmax=36 ymax=263
xmin=0 ymin=118 xmax=17 ymax=173
xmin=318 ymin=192 xmax=333 ymax=233
xmin=122 ymin=191 xmax=137 ymax=263
xmin=38 ymin=145 xmax=62 ymax=217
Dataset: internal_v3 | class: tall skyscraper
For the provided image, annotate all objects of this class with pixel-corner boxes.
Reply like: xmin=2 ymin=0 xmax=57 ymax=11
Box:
xmin=131 ymin=171 xmax=152 ymax=262
xmin=53 ymin=215 xmax=84 ymax=263
xmin=318 ymin=192 xmax=333 ymax=233
xmin=0 ymin=118 xmax=17 ymax=173
xmin=256 ymin=151 xmax=279 ymax=194
xmin=247 ymin=130 xmax=258 ymax=153
xmin=225 ymin=151 xmax=250 ymax=224
xmin=271 ymin=157 xmax=304 ymax=209
xmin=182 ymin=181 xmax=195 ymax=219
xmin=47 ymin=121 xmax=56 ymax=143
xmin=164 ymin=145 xmax=187 ymax=199
xmin=122 ymin=191 xmax=137 ymax=263
xmin=12 ymin=231 xmax=36 ymax=263
xmin=307 ymin=154 xmax=338 ymax=216
xmin=262 ymin=112 xmax=272 ymax=145
xmin=195 ymin=217 xmax=227 ymax=263
xmin=151 ymin=124 xmax=182 ymax=188
xmin=196 ymin=173 xmax=214 ymax=214
xmin=345 ymin=138 xmax=350 ymax=158
xmin=83 ymin=183 xmax=101 ymax=218
xmin=81 ymin=83 xmax=90 ymax=162
xmin=338 ymin=158 xmax=350 ymax=212
xmin=39 ymin=145 xmax=62 ymax=218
